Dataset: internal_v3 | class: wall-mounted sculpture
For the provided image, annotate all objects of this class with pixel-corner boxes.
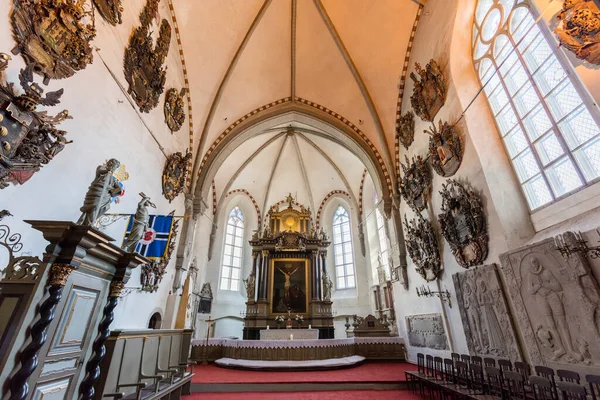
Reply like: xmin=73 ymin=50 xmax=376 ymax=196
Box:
xmin=404 ymin=214 xmax=441 ymax=281
xmin=555 ymin=0 xmax=600 ymax=64
xmin=78 ymin=158 xmax=124 ymax=225
xmin=453 ymin=264 xmax=521 ymax=360
xmin=500 ymin=233 xmax=600 ymax=371
xmin=11 ymin=0 xmax=96 ymax=84
xmin=397 ymin=111 xmax=415 ymax=150
xmin=399 ymin=155 xmax=432 ymax=212
xmin=410 ymin=60 xmax=446 ymax=122
xmin=124 ymin=0 xmax=172 ymax=113
xmin=164 ymin=88 xmax=186 ymax=132
xmin=438 ymin=180 xmax=488 ymax=268
xmin=162 ymin=150 xmax=192 ymax=202
xmin=0 ymin=62 xmax=72 ymax=189
xmin=122 ymin=193 xmax=156 ymax=253
xmin=406 ymin=313 xmax=449 ymax=350
xmin=426 ymin=120 xmax=463 ymax=177
xmin=93 ymin=0 xmax=123 ymax=25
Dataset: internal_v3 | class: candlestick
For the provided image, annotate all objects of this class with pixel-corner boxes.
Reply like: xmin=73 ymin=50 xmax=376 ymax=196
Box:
xmin=290 ymin=334 xmax=294 ymax=340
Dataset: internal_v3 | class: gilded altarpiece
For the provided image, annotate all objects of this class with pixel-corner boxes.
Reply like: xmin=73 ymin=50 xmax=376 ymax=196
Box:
xmin=243 ymin=195 xmax=333 ymax=340
xmin=500 ymin=233 xmax=600 ymax=374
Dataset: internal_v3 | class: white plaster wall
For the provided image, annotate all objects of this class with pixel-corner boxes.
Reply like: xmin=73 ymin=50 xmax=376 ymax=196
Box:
xmin=0 ymin=0 xmax=189 ymax=329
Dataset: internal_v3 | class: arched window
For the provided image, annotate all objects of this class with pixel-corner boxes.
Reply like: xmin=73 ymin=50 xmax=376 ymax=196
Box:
xmin=220 ymin=206 xmax=244 ymax=291
xmin=473 ymin=0 xmax=600 ymax=210
xmin=332 ymin=206 xmax=355 ymax=289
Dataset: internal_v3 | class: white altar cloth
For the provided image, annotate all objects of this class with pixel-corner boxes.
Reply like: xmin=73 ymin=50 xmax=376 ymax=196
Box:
xmin=260 ymin=328 xmax=318 ymax=340
xmin=191 ymin=336 xmax=404 ymax=349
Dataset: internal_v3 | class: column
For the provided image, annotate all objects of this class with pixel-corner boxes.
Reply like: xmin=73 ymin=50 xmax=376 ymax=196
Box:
xmin=319 ymin=251 xmax=327 ymax=300
xmin=259 ymin=250 xmax=269 ymax=301
xmin=250 ymin=251 xmax=259 ymax=301
xmin=310 ymin=251 xmax=319 ymax=301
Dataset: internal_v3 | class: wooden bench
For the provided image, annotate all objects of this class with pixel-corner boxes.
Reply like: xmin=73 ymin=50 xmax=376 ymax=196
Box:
xmin=95 ymin=329 xmax=194 ymax=400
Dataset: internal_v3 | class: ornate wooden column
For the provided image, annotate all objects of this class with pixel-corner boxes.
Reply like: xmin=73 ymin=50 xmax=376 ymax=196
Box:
xmin=8 ymin=263 xmax=76 ymax=400
xmin=258 ymin=250 xmax=269 ymax=301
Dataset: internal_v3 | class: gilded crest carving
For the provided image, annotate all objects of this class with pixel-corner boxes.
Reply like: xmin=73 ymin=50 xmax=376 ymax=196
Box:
xmin=0 ymin=61 xmax=72 ymax=189
xmin=164 ymin=88 xmax=186 ymax=132
xmin=93 ymin=0 xmax=123 ymax=26
xmin=162 ymin=150 xmax=192 ymax=202
xmin=404 ymin=214 xmax=441 ymax=281
xmin=438 ymin=180 xmax=488 ymax=268
xmin=397 ymin=111 xmax=415 ymax=150
xmin=11 ymin=0 xmax=96 ymax=84
xmin=399 ymin=155 xmax=432 ymax=212
xmin=124 ymin=0 xmax=172 ymax=113
xmin=425 ymin=120 xmax=463 ymax=177
xmin=555 ymin=0 xmax=600 ymax=64
xmin=410 ymin=60 xmax=446 ymax=122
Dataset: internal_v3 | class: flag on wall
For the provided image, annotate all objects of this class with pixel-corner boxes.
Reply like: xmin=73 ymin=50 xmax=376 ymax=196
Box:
xmin=122 ymin=215 xmax=174 ymax=260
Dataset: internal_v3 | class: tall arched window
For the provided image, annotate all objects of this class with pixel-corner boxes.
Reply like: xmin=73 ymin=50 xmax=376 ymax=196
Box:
xmin=473 ymin=0 xmax=600 ymax=210
xmin=220 ymin=206 xmax=244 ymax=291
xmin=332 ymin=206 xmax=355 ymax=289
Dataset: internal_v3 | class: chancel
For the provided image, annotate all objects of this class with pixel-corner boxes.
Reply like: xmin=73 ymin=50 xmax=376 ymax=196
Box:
xmin=2 ymin=0 xmax=600 ymax=399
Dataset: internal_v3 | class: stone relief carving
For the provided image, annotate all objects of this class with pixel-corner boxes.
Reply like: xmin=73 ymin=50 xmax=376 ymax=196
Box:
xmin=410 ymin=59 xmax=446 ymax=122
xmin=500 ymin=233 xmax=600 ymax=370
xmin=404 ymin=214 xmax=441 ymax=281
xmin=555 ymin=0 xmax=600 ymax=64
xmin=406 ymin=313 xmax=449 ymax=350
xmin=162 ymin=150 xmax=192 ymax=202
xmin=93 ymin=0 xmax=123 ymax=25
xmin=11 ymin=0 xmax=96 ymax=83
xmin=453 ymin=264 xmax=521 ymax=360
xmin=396 ymin=111 xmax=415 ymax=150
xmin=164 ymin=88 xmax=186 ymax=132
xmin=399 ymin=155 xmax=432 ymax=212
xmin=438 ymin=179 xmax=488 ymax=268
xmin=425 ymin=120 xmax=463 ymax=177
xmin=124 ymin=0 xmax=172 ymax=113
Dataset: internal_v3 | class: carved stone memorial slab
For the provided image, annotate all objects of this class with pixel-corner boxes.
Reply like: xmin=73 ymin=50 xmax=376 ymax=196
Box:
xmin=426 ymin=120 xmax=463 ymax=177
xmin=406 ymin=313 xmax=449 ymax=350
xmin=453 ymin=264 xmax=521 ymax=360
xmin=399 ymin=155 xmax=432 ymax=212
xmin=500 ymin=233 xmax=600 ymax=372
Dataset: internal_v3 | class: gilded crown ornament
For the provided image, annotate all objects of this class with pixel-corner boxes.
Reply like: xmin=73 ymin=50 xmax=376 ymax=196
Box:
xmin=397 ymin=111 xmax=415 ymax=150
xmin=438 ymin=180 xmax=488 ymax=268
xmin=404 ymin=214 xmax=442 ymax=281
xmin=399 ymin=155 xmax=432 ymax=212
xmin=11 ymin=0 xmax=96 ymax=84
xmin=410 ymin=59 xmax=447 ymax=122
xmin=124 ymin=0 xmax=172 ymax=113
xmin=425 ymin=120 xmax=463 ymax=177
xmin=555 ymin=0 xmax=600 ymax=64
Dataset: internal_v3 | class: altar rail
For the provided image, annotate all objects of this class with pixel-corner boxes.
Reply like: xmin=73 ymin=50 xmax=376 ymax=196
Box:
xmin=190 ymin=337 xmax=406 ymax=362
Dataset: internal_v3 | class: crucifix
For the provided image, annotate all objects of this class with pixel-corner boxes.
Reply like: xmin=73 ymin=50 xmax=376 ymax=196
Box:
xmin=202 ymin=315 xmax=213 ymax=365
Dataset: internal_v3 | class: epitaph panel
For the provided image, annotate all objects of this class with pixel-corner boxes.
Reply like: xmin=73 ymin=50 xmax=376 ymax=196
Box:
xmin=500 ymin=234 xmax=600 ymax=372
xmin=406 ymin=313 xmax=449 ymax=350
xmin=453 ymin=264 xmax=521 ymax=360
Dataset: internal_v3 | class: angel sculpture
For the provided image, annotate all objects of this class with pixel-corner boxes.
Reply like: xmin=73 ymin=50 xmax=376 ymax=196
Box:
xmin=123 ymin=193 xmax=156 ymax=252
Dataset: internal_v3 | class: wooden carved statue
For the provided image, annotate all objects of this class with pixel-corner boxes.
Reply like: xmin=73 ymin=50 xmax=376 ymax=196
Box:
xmin=399 ymin=155 xmax=432 ymax=212
xmin=11 ymin=0 xmax=96 ymax=83
xmin=162 ymin=150 xmax=192 ymax=202
xmin=425 ymin=120 xmax=463 ymax=177
xmin=555 ymin=0 xmax=600 ymax=64
xmin=0 ymin=61 xmax=72 ymax=189
xmin=124 ymin=0 xmax=172 ymax=113
xmin=438 ymin=180 xmax=488 ymax=268
xmin=93 ymin=0 xmax=123 ymax=25
xmin=122 ymin=192 xmax=156 ymax=252
xmin=397 ymin=111 xmax=415 ymax=150
xmin=410 ymin=60 xmax=446 ymax=121
xmin=78 ymin=158 xmax=124 ymax=226
xmin=164 ymin=88 xmax=186 ymax=132
xmin=404 ymin=214 xmax=441 ymax=281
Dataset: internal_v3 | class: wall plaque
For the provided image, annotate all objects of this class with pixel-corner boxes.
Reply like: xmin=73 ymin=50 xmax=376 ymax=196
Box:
xmin=438 ymin=179 xmax=488 ymax=268
xmin=453 ymin=264 xmax=521 ymax=360
xmin=426 ymin=120 xmax=463 ymax=177
xmin=93 ymin=0 xmax=123 ymax=25
xmin=555 ymin=0 xmax=600 ymax=64
xmin=397 ymin=111 xmax=415 ymax=150
xmin=404 ymin=214 xmax=441 ymax=281
xmin=500 ymin=233 xmax=600 ymax=373
xmin=399 ymin=155 xmax=432 ymax=212
xmin=164 ymin=88 xmax=186 ymax=132
xmin=162 ymin=150 xmax=192 ymax=202
xmin=410 ymin=59 xmax=446 ymax=122
xmin=406 ymin=313 xmax=448 ymax=350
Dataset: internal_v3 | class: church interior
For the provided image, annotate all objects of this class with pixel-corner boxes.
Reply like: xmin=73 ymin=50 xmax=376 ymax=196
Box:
xmin=1 ymin=0 xmax=600 ymax=399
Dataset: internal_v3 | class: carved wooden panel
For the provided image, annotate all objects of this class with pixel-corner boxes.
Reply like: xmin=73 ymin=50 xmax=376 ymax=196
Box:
xmin=500 ymin=233 xmax=600 ymax=373
xmin=453 ymin=264 xmax=521 ymax=360
xmin=31 ymin=376 xmax=71 ymax=400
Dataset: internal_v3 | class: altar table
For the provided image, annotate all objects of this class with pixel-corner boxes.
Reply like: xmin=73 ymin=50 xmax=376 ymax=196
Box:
xmin=260 ymin=328 xmax=319 ymax=340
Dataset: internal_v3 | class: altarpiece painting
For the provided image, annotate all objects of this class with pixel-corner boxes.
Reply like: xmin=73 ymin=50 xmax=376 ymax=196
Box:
xmin=500 ymin=233 xmax=600 ymax=373
xmin=271 ymin=259 xmax=308 ymax=314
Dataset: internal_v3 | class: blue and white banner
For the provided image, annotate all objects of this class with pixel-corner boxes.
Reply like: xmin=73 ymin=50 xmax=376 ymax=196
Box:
xmin=122 ymin=215 xmax=174 ymax=260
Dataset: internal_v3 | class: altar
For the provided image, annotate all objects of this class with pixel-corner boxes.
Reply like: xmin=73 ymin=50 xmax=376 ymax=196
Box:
xmin=260 ymin=328 xmax=319 ymax=340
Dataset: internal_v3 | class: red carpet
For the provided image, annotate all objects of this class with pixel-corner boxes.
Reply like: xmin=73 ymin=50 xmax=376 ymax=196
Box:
xmin=191 ymin=362 xmax=413 ymax=383
xmin=183 ymin=390 xmax=420 ymax=400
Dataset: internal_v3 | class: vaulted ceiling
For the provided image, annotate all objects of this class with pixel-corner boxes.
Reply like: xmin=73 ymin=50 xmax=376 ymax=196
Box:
xmin=171 ymin=0 xmax=422 ymax=212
